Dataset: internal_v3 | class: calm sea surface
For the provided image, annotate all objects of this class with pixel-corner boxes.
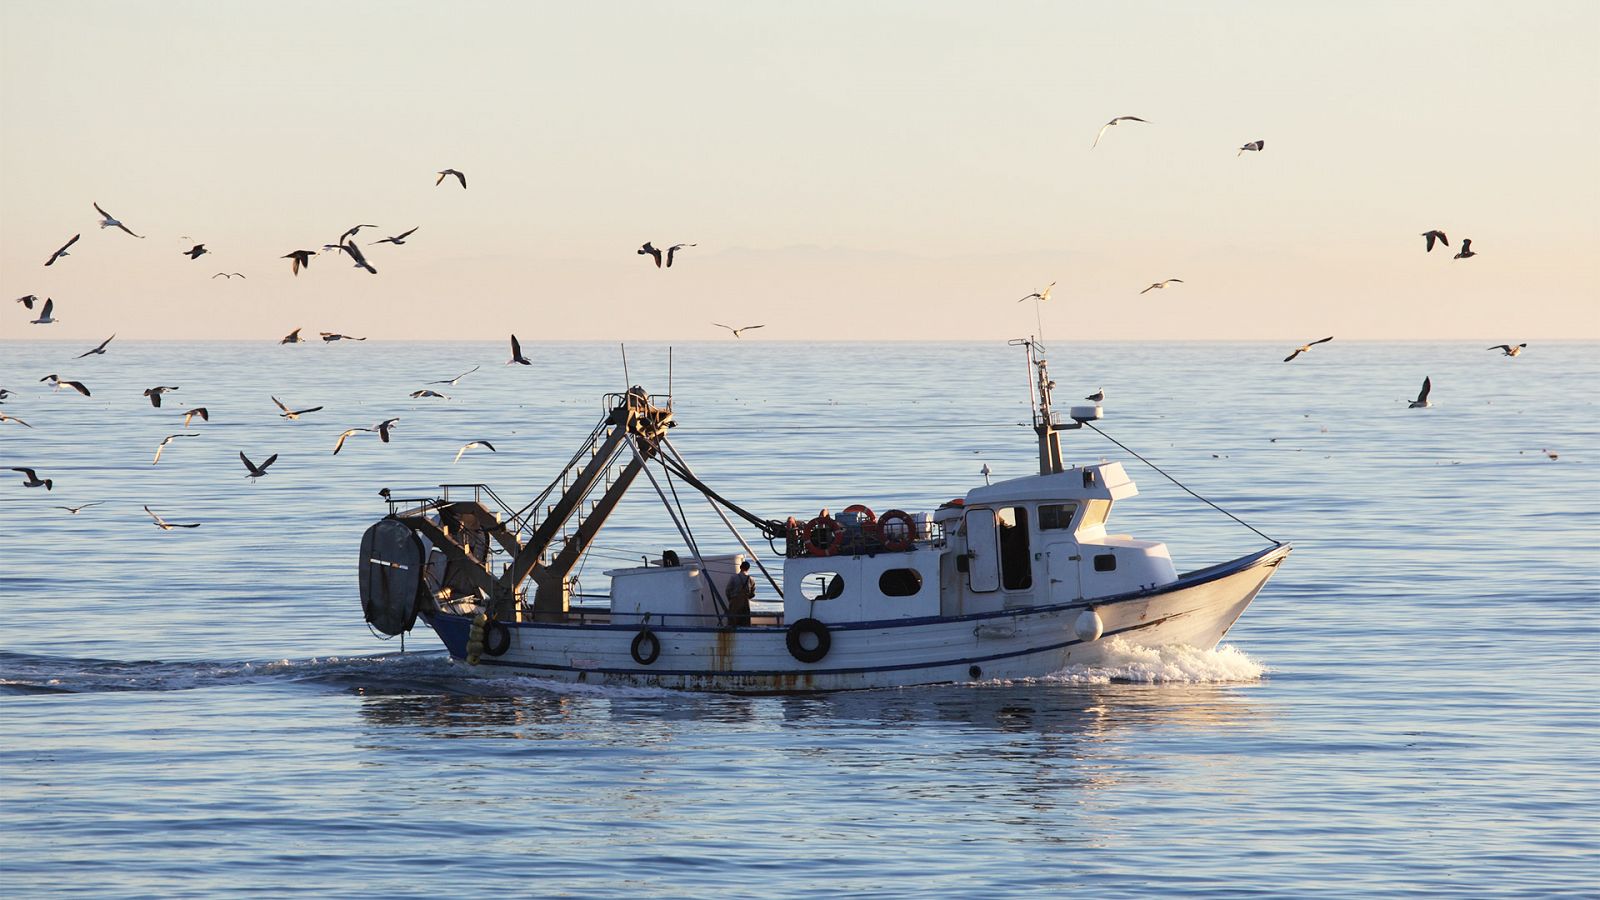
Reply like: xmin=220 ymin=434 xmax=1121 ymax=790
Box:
xmin=1 ymin=340 xmax=1596 ymax=897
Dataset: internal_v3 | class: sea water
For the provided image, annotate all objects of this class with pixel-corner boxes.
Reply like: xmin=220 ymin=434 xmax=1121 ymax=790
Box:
xmin=1 ymin=340 xmax=1596 ymax=897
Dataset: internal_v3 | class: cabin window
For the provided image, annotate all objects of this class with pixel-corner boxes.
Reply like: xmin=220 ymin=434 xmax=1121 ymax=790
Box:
xmin=1078 ymin=500 xmax=1110 ymax=531
xmin=801 ymin=572 xmax=845 ymax=601
xmin=878 ymin=568 xmax=922 ymax=597
xmin=1038 ymin=503 xmax=1078 ymax=531
xmin=997 ymin=507 xmax=1033 ymax=590
xmin=1094 ymin=553 xmax=1117 ymax=572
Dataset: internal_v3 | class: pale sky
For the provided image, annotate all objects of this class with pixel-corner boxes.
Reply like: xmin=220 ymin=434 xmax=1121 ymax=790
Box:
xmin=2 ymin=1 xmax=1596 ymax=341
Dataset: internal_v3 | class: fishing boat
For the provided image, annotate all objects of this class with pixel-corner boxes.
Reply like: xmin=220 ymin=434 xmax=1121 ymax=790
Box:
xmin=357 ymin=341 xmax=1290 ymax=692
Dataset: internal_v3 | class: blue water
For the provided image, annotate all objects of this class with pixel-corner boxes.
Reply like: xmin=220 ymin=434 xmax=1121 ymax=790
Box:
xmin=2 ymin=340 xmax=1596 ymax=897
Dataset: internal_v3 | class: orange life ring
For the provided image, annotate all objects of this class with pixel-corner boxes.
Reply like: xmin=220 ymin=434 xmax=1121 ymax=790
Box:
xmin=842 ymin=503 xmax=877 ymax=525
xmin=805 ymin=515 xmax=842 ymax=557
xmin=878 ymin=509 xmax=917 ymax=552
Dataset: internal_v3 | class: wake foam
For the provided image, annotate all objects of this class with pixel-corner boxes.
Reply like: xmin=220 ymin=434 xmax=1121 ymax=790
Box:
xmin=1036 ymin=639 xmax=1267 ymax=685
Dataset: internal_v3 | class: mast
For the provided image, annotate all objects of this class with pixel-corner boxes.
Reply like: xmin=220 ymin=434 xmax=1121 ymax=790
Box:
xmin=1012 ymin=338 xmax=1065 ymax=475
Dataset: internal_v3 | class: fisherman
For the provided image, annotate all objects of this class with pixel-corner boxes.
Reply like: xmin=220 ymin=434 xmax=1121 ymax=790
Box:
xmin=725 ymin=559 xmax=755 ymax=627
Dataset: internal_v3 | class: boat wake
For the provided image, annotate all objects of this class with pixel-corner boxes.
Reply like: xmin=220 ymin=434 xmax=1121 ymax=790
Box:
xmin=0 ymin=649 xmax=458 ymax=695
xmin=1031 ymin=639 xmax=1267 ymax=685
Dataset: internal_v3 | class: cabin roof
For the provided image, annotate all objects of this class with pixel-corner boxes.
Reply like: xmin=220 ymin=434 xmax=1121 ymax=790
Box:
xmin=963 ymin=462 xmax=1137 ymax=505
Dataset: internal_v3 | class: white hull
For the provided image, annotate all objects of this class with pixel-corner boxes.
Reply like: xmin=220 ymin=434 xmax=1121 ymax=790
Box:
xmin=426 ymin=544 xmax=1289 ymax=693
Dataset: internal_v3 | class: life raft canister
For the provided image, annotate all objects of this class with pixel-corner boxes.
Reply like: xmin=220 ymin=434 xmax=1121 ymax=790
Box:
xmin=785 ymin=617 xmax=831 ymax=663
xmin=630 ymin=627 xmax=661 ymax=665
xmin=805 ymin=515 xmax=842 ymax=557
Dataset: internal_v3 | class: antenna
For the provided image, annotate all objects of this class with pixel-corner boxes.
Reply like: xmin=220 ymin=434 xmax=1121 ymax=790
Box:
xmin=668 ymin=346 xmax=674 ymax=409
xmin=620 ymin=342 xmax=630 ymax=388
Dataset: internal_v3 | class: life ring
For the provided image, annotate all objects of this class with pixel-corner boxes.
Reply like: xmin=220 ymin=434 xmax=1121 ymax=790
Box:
xmin=482 ymin=619 xmax=511 ymax=657
xmin=878 ymin=509 xmax=917 ymax=552
xmin=630 ymin=628 xmax=661 ymax=665
xmin=785 ymin=617 xmax=831 ymax=663
xmin=805 ymin=515 xmax=842 ymax=557
xmin=842 ymin=503 xmax=877 ymax=525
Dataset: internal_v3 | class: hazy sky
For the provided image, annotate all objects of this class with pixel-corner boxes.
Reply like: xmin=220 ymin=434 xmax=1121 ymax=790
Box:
xmin=2 ymin=1 xmax=1596 ymax=341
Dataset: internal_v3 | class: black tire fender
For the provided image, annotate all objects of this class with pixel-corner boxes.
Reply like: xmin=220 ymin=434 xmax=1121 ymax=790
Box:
xmin=630 ymin=628 xmax=661 ymax=665
xmin=785 ymin=617 xmax=831 ymax=663
xmin=482 ymin=619 xmax=512 ymax=657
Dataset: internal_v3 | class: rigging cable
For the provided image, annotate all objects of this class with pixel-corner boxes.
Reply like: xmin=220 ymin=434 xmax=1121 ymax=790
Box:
xmin=1081 ymin=420 xmax=1279 ymax=546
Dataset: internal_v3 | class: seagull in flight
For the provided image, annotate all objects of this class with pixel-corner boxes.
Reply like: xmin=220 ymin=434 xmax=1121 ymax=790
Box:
xmin=1084 ymin=388 xmax=1105 ymax=403
xmin=1421 ymin=230 xmax=1449 ymax=253
xmin=342 ymin=240 xmax=377 ymax=274
xmin=272 ymin=396 xmax=324 ymax=419
xmin=181 ymin=407 xmax=209 ymax=428
xmin=143 ymin=386 xmax=180 ymax=407
xmin=436 ymin=169 xmax=467 ymax=189
xmin=1488 ymin=343 xmax=1527 ymax=357
xmin=666 ymin=243 xmax=696 ymax=267
xmin=55 ymin=501 xmax=106 ymax=514
xmin=211 ymin=272 xmax=246 ymax=279
xmin=638 ymin=242 xmax=663 ymax=268
xmin=375 ymin=227 xmax=419 ymax=245
xmin=410 ymin=389 xmax=449 ymax=399
xmin=1454 ymin=239 xmax=1476 ymax=260
xmin=45 ymin=234 xmax=79 ymax=266
xmin=240 ymin=451 xmax=278 ymax=480
xmin=75 ymin=334 xmax=115 ymax=358
xmin=713 ymin=323 xmax=765 ymax=339
xmin=16 ymin=294 xmax=39 ymax=309
xmin=375 ymin=418 xmax=399 ymax=442
xmin=183 ymin=244 xmax=209 ymax=260
xmin=1092 ymin=116 xmax=1148 ymax=149
xmin=10 ymin=467 xmax=52 ymax=490
xmin=332 ymin=428 xmax=372 ymax=455
xmin=1140 ymin=279 xmax=1183 ymax=294
xmin=281 ymin=327 xmax=306 ymax=344
xmin=339 ymin=225 xmax=378 ymax=243
xmin=30 ymin=298 xmax=59 ymax=324
xmin=145 ymin=505 xmax=201 ymax=530
xmin=1283 ymin=336 xmax=1334 ymax=362
xmin=454 ymin=440 xmax=497 ymax=463
xmin=41 ymin=375 xmax=91 ymax=396
xmin=427 ymin=365 xmax=479 ymax=386
xmin=320 ymin=332 xmax=366 ymax=342
xmin=153 ymin=433 xmax=198 ymax=465
xmin=1409 ymin=376 xmax=1432 ymax=409
xmin=93 ymin=203 xmax=144 ymax=238
xmin=0 ymin=411 xmax=33 ymax=428
xmin=507 ymin=334 xmax=531 ymax=365
xmin=1017 ymin=282 xmax=1055 ymax=303
xmin=283 ymin=250 xmax=315 ymax=276
xmin=1237 ymin=139 xmax=1265 ymax=156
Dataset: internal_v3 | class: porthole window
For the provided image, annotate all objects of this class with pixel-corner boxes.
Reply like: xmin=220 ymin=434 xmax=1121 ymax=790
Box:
xmin=801 ymin=572 xmax=845 ymax=601
xmin=878 ymin=568 xmax=922 ymax=597
xmin=1094 ymin=553 xmax=1117 ymax=572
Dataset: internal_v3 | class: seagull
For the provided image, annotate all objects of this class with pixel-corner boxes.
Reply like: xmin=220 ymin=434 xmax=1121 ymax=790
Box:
xmin=1421 ymin=230 xmax=1449 ymax=252
xmin=183 ymin=244 xmax=208 ymax=260
xmin=55 ymin=501 xmax=105 ymax=514
xmin=240 ymin=451 xmax=278 ymax=480
xmin=1140 ymin=279 xmax=1183 ymax=294
xmin=1488 ymin=343 xmax=1527 ymax=357
xmin=319 ymin=332 xmax=366 ymax=342
xmin=1085 ymin=388 xmax=1105 ymax=402
xmin=75 ymin=334 xmax=115 ymax=358
xmin=410 ymin=389 xmax=449 ymax=399
xmin=211 ymin=272 xmax=246 ymax=279
xmin=283 ymin=250 xmax=315 ymax=275
xmin=0 ymin=388 xmax=11 ymax=401
xmin=272 ymin=396 xmax=324 ymax=419
xmin=1017 ymin=282 xmax=1055 ymax=303
xmin=342 ymin=240 xmax=377 ymax=274
xmin=0 ymin=411 xmax=32 ymax=428
xmin=45 ymin=234 xmax=79 ymax=266
xmin=153 ymin=433 xmax=198 ymax=465
xmin=281 ymin=327 xmax=305 ymax=344
xmin=1092 ymin=116 xmax=1148 ymax=149
xmin=46 ymin=377 xmax=91 ymax=397
xmin=375 ymin=418 xmax=399 ymax=442
xmin=666 ymin=243 xmax=696 ymax=267
xmin=980 ymin=462 xmax=992 ymax=485
xmin=713 ymin=323 xmax=765 ymax=339
xmin=507 ymin=334 xmax=531 ymax=365
xmin=30 ymin=298 xmax=58 ymax=324
xmin=16 ymin=294 xmax=39 ymax=309
xmin=1409 ymin=376 xmax=1432 ymax=409
xmin=332 ymin=427 xmax=372 ymax=455
xmin=436 ymin=169 xmax=467 ymax=189
xmin=11 ymin=467 xmax=52 ymax=490
xmin=339 ymin=225 xmax=378 ymax=243
xmin=145 ymin=505 xmax=201 ymax=530
xmin=1454 ymin=239 xmax=1476 ymax=260
xmin=638 ymin=242 xmax=663 ymax=268
xmin=453 ymin=440 xmax=497 ymax=463
xmin=427 ymin=365 xmax=479 ymax=386
xmin=374 ymin=227 xmax=419 ymax=245
xmin=93 ymin=202 xmax=144 ymax=237
xmin=1237 ymin=140 xmax=1265 ymax=156
xmin=1283 ymin=336 xmax=1335 ymax=362
xmin=143 ymin=386 xmax=179 ymax=407
xmin=181 ymin=407 xmax=209 ymax=427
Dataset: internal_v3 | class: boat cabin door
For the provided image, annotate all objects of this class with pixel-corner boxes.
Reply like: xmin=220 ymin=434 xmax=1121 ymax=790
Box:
xmin=1044 ymin=542 xmax=1082 ymax=602
xmin=965 ymin=508 xmax=999 ymax=592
